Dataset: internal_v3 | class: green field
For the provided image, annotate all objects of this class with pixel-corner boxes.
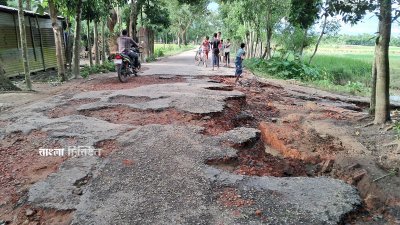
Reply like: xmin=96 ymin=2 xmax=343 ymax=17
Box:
xmin=154 ymin=44 xmax=196 ymax=58
xmin=307 ymin=45 xmax=400 ymax=92
xmin=244 ymin=44 xmax=400 ymax=96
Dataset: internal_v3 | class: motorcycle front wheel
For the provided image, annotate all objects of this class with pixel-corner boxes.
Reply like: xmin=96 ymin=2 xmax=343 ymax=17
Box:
xmin=117 ymin=63 xmax=129 ymax=83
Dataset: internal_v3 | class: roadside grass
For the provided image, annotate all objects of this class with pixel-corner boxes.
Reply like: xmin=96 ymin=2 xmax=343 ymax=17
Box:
xmin=309 ymin=45 xmax=400 ymax=90
xmin=245 ymin=45 xmax=400 ymax=97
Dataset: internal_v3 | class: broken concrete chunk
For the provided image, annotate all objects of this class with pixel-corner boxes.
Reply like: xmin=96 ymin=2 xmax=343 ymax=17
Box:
xmin=220 ymin=127 xmax=261 ymax=144
xmin=28 ymin=157 xmax=100 ymax=210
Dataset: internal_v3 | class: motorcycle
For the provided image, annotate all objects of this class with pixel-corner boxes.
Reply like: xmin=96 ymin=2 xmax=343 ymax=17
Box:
xmin=114 ymin=47 xmax=141 ymax=83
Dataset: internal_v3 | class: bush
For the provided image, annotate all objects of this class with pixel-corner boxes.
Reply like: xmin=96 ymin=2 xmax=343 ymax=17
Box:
xmin=145 ymin=55 xmax=157 ymax=62
xmin=154 ymin=49 xmax=165 ymax=58
xmin=80 ymin=61 xmax=116 ymax=78
xmin=244 ymin=57 xmax=323 ymax=81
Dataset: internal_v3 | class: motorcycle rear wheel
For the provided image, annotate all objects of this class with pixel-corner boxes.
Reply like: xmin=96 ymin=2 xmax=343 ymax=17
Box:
xmin=117 ymin=63 xmax=129 ymax=83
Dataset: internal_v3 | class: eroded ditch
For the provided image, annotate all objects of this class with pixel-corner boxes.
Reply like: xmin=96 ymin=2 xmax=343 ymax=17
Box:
xmin=206 ymin=76 xmax=399 ymax=224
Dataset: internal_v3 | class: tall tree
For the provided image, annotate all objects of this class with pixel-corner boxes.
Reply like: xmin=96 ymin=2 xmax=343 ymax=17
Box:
xmin=87 ymin=20 xmax=93 ymax=66
xmin=374 ymin=0 xmax=392 ymax=124
xmin=129 ymin=0 xmax=138 ymax=38
xmin=288 ymin=0 xmax=321 ymax=57
xmin=329 ymin=0 xmax=399 ymax=123
xmin=102 ymin=21 xmax=107 ymax=64
xmin=72 ymin=0 xmax=83 ymax=78
xmin=48 ymin=0 xmax=67 ymax=81
xmin=25 ymin=0 xmax=31 ymax=10
xmin=94 ymin=21 xmax=100 ymax=65
xmin=17 ymin=0 xmax=32 ymax=90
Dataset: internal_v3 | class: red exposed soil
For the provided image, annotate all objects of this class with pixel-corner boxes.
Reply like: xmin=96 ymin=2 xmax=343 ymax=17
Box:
xmin=94 ymin=139 xmax=121 ymax=158
xmin=72 ymin=75 xmax=186 ymax=92
xmin=47 ymin=98 xmax=100 ymax=118
xmin=218 ymin=187 xmax=254 ymax=208
xmin=9 ymin=205 xmax=73 ymax=225
xmin=0 ymin=131 xmax=72 ymax=222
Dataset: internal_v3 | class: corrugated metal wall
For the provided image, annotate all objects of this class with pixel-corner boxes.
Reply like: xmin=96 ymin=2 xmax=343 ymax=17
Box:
xmin=0 ymin=11 xmax=63 ymax=77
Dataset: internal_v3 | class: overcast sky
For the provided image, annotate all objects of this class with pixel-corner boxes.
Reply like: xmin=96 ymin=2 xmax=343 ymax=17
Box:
xmin=207 ymin=2 xmax=400 ymax=36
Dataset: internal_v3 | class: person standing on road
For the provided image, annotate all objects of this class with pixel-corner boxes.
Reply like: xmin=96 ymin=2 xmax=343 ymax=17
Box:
xmin=201 ymin=36 xmax=210 ymax=67
xmin=224 ymin=39 xmax=231 ymax=67
xmin=235 ymin=43 xmax=246 ymax=84
xmin=211 ymin=33 xmax=220 ymax=71
xmin=219 ymin=39 xmax=224 ymax=65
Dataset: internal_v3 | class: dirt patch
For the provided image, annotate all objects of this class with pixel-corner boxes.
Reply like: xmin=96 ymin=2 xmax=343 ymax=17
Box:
xmin=6 ymin=205 xmax=74 ymax=225
xmin=80 ymin=107 xmax=200 ymax=126
xmin=108 ymin=96 xmax=152 ymax=104
xmin=94 ymin=139 xmax=121 ymax=158
xmin=208 ymin=141 xmax=318 ymax=177
xmin=73 ymin=75 xmax=186 ymax=92
xmin=47 ymin=98 xmax=100 ymax=118
xmin=218 ymin=187 xmax=254 ymax=208
xmin=0 ymin=131 xmax=72 ymax=222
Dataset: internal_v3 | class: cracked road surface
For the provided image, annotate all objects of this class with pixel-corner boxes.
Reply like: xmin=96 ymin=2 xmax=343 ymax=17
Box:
xmin=0 ymin=50 xmax=360 ymax=225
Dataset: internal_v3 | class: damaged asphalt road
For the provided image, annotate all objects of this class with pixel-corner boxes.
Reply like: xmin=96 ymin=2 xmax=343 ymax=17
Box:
xmin=0 ymin=50 xmax=361 ymax=225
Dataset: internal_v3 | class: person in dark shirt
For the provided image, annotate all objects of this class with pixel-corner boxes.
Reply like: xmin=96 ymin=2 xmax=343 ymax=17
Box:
xmin=211 ymin=33 xmax=220 ymax=70
xmin=117 ymin=29 xmax=140 ymax=69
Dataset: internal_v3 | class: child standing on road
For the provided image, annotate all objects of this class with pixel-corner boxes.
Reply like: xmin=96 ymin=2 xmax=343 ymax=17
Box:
xmin=202 ymin=36 xmax=210 ymax=67
xmin=219 ymin=39 xmax=224 ymax=64
xmin=235 ymin=43 xmax=246 ymax=84
xmin=224 ymin=39 xmax=231 ymax=67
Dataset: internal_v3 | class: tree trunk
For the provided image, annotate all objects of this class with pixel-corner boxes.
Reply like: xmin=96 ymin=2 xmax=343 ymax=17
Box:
xmin=25 ymin=0 xmax=31 ymax=10
xmin=94 ymin=21 xmax=100 ymax=65
xmin=18 ymin=0 xmax=32 ymax=90
xmin=370 ymin=55 xmax=377 ymax=115
xmin=101 ymin=21 xmax=106 ymax=65
xmin=86 ymin=20 xmax=93 ymax=66
xmin=48 ymin=0 xmax=67 ymax=81
xmin=309 ymin=13 xmax=328 ymax=64
xmin=182 ymin=30 xmax=187 ymax=46
xmin=299 ymin=28 xmax=307 ymax=58
xmin=129 ymin=0 xmax=137 ymax=39
xmin=266 ymin=27 xmax=272 ymax=59
xmin=72 ymin=0 xmax=82 ymax=78
xmin=249 ymin=30 xmax=253 ymax=58
xmin=65 ymin=18 xmax=73 ymax=72
xmin=107 ymin=8 xmax=118 ymax=33
xmin=374 ymin=0 xmax=392 ymax=124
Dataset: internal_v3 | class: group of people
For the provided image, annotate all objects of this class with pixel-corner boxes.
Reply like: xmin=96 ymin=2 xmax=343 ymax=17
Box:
xmin=198 ymin=31 xmax=246 ymax=83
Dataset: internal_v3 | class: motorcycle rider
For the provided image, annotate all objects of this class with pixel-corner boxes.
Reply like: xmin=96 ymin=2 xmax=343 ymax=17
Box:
xmin=117 ymin=29 xmax=140 ymax=71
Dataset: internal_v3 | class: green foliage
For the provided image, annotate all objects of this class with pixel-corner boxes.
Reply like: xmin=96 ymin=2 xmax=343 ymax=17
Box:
xmin=309 ymin=55 xmax=371 ymax=85
xmin=393 ymin=120 xmax=400 ymax=139
xmin=80 ymin=61 xmax=116 ymax=78
xmin=138 ymin=0 xmax=170 ymax=31
xmin=154 ymin=48 xmax=165 ymax=57
xmin=145 ymin=55 xmax=157 ymax=62
xmin=288 ymin=0 xmax=320 ymax=29
xmin=274 ymin=24 xmax=315 ymax=58
xmin=245 ymin=52 xmax=374 ymax=96
xmin=244 ymin=58 xmax=322 ymax=81
xmin=345 ymin=81 xmax=365 ymax=95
